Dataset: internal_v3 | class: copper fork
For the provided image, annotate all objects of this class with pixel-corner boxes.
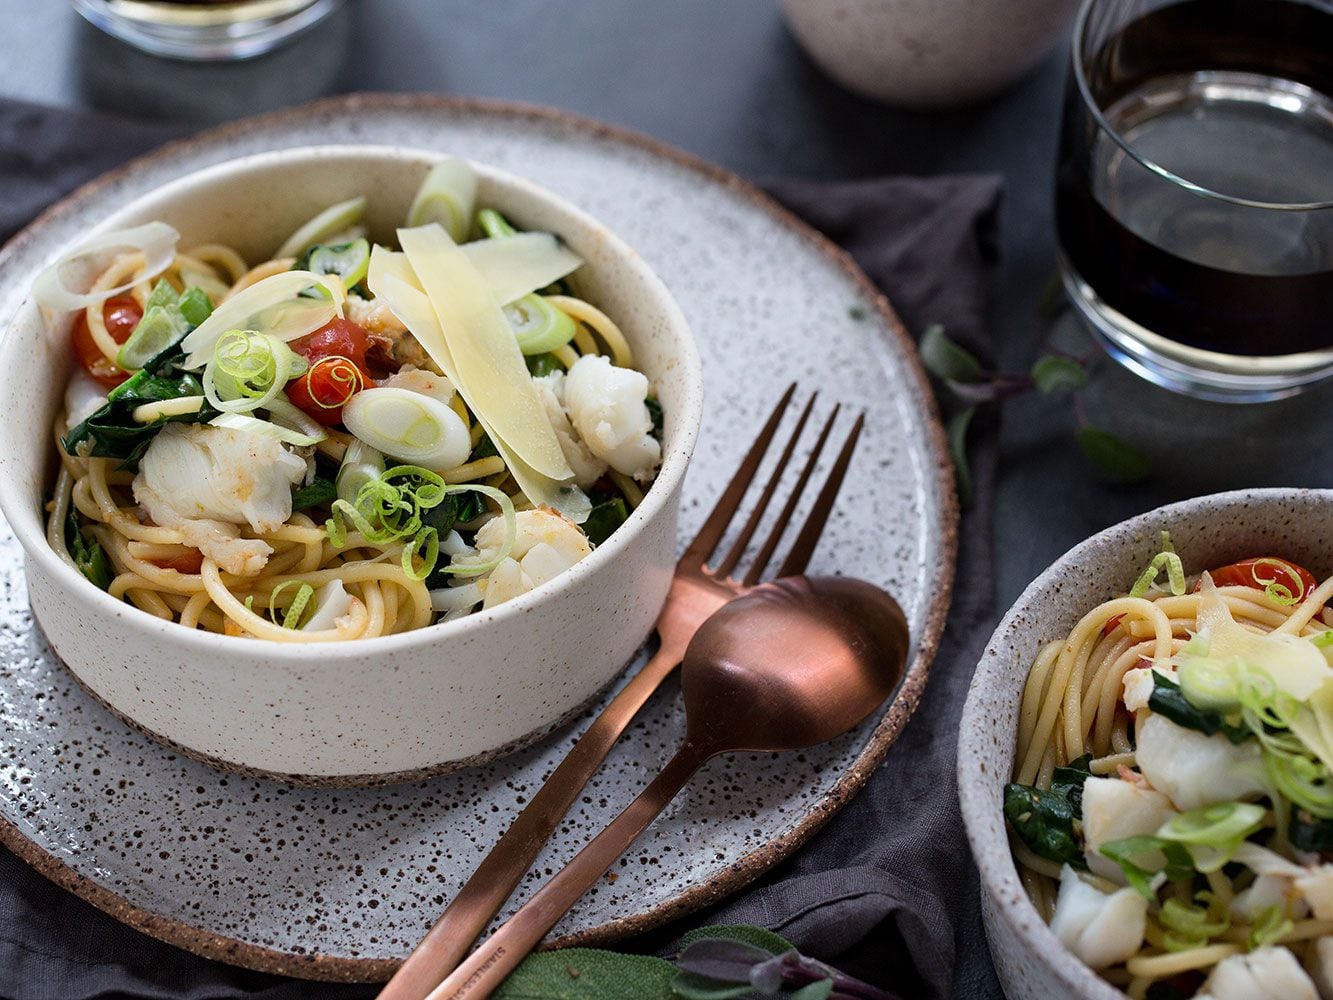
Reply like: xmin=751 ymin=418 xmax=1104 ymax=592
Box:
xmin=377 ymin=384 xmax=866 ymax=1000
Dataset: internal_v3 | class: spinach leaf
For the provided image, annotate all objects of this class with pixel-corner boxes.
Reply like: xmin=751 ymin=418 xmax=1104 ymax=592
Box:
xmin=65 ymin=507 xmax=110 ymax=591
xmin=470 ymin=433 xmax=500 ymax=461
xmin=1004 ymin=783 xmax=1087 ymax=869
xmin=583 ymin=497 xmax=628 ymax=546
xmin=1291 ymin=806 xmax=1333 ymax=853
xmin=292 ymin=476 xmax=337 ymax=512
xmin=645 ymin=396 xmax=663 ymax=439
xmin=526 ymin=353 xmax=561 ymax=378
xmin=1149 ymin=673 xmax=1250 ymax=745
xmin=62 ymin=367 xmax=216 ymax=469
xmin=1051 ymin=754 xmax=1093 ymax=814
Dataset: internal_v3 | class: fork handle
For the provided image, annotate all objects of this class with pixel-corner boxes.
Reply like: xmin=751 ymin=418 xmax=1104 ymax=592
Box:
xmin=424 ymin=743 xmax=711 ymax=1000
xmin=376 ymin=641 xmax=688 ymax=1000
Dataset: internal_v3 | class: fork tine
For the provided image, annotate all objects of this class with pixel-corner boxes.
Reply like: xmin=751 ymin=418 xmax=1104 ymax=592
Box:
xmin=679 ymin=383 xmax=796 ymax=567
xmin=712 ymin=393 xmax=818 ymax=577
xmin=771 ymin=411 xmax=865 ymax=580
xmin=740 ymin=404 xmax=841 ymax=586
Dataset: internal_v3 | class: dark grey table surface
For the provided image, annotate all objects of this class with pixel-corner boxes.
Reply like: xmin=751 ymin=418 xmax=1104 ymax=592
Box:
xmin=0 ymin=1 xmax=1329 ymax=995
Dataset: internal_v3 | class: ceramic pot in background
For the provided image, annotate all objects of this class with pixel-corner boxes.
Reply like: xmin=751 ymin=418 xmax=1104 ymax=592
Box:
xmin=780 ymin=0 xmax=1080 ymax=109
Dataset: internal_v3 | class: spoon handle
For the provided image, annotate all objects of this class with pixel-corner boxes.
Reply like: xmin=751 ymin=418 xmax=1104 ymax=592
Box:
xmin=377 ymin=642 xmax=689 ymax=1000
xmin=422 ymin=743 xmax=710 ymax=1000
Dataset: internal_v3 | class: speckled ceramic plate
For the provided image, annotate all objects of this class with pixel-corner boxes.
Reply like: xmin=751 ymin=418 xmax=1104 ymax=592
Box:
xmin=0 ymin=95 xmax=955 ymax=981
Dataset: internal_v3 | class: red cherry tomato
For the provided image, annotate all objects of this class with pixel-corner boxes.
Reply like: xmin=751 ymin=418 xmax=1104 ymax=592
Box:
xmin=1201 ymin=557 xmax=1319 ymax=605
xmin=147 ymin=550 xmax=204 ymax=575
xmin=285 ymin=318 xmax=376 ymax=425
xmin=71 ymin=295 xmax=143 ymax=387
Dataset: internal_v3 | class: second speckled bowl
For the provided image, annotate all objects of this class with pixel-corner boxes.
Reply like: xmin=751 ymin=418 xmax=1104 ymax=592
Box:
xmin=958 ymin=488 xmax=1333 ymax=999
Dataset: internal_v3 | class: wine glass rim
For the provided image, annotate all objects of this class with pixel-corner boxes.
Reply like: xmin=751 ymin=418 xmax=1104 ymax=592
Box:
xmin=1071 ymin=0 xmax=1333 ymax=212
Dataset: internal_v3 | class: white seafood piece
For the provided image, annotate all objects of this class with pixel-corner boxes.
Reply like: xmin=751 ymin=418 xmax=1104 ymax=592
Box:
xmin=1081 ymin=776 xmax=1177 ymax=883
xmin=1048 ymin=864 xmax=1147 ymax=970
xmin=1122 ymin=664 xmax=1174 ymax=713
xmin=533 ymin=370 xmax=608 ymax=488
xmin=300 ymin=580 xmax=354 ymax=633
xmin=133 ymin=424 xmax=307 ymax=576
xmin=1297 ymin=865 xmax=1333 ymax=921
xmin=563 ymin=354 xmax=660 ymax=482
xmin=1199 ymin=947 xmax=1317 ymax=1000
xmin=63 ymin=368 xmax=108 ymax=430
xmin=379 ymin=365 xmax=456 ymax=405
xmin=471 ymin=508 xmax=592 ymax=610
xmin=1134 ymin=714 xmax=1266 ymax=811
xmin=1231 ymin=873 xmax=1298 ymax=922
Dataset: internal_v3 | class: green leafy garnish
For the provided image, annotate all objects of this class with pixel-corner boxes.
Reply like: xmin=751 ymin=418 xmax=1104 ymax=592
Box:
xmin=1004 ymin=782 xmax=1086 ymax=869
xmin=1158 ymin=802 xmax=1265 ymax=872
xmin=292 ymin=476 xmax=337 ymax=512
xmin=1098 ymin=835 xmax=1194 ymax=900
xmin=920 ymin=324 xmax=983 ymax=384
xmin=526 ymin=352 xmax=561 ymax=378
xmin=116 ymin=282 xmax=211 ymax=370
xmin=583 ymin=497 xmax=629 ymax=547
xmin=948 ymin=406 xmax=976 ymax=509
xmin=65 ymin=506 xmax=110 ymax=591
xmin=1051 ymin=754 xmax=1093 ymax=813
xmin=1031 ymin=354 xmax=1089 ymax=394
xmin=645 ymin=396 xmax=664 ymax=440
xmin=1159 ymin=895 xmax=1229 ymax=952
xmin=1077 ymin=425 xmax=1150 ymax=483
xmin=297 ymin=238 xmax=371 ymax=293
xmin=1148 ymin=673 xmax=1250 ymax=745
xmin=1249 ymin=905 xmax=1293 ymax=950
xmin=1290 ymin=806 xmax=1333 ymax=852
xmin=62 ymin=367 xmax=216 ymax=469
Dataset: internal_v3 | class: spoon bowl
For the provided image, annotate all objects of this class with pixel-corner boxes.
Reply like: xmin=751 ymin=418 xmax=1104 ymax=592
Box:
xmin=683 ymin=576 xmax=909 ymax=753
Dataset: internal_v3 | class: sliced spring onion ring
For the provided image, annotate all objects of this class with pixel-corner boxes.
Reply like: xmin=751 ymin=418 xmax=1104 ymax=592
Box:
xmin=406 ymin=158 xmax=476 ymax=241
xmin=437 ymin=484 xmax=516 ymax=578
xmin=1130 ymin=530 xmax=1187 ymax=598
xmin=180 ymin=270 xmax=340 ymax=370
xmin=460 ymin=231 xmax=581 ymax=306
xmin=268 ymin=580 xmax=316 ymax=629
xmin=1177 ymin=659 xmax=1243 ymax=713
xmin=305 ymin=238 xmax=371 ymax=289
xmin=202 ymin=331 xmax=307 ymax=415
xmin=209 ymin=412 xmax=325 ymax=447
xmin=33 ymin=222 xmax=180 ymax=314
xmin=505 ymin=294 xmax=576 ymax=355
xmin=336 ymin=438 xmax=386 ymax=504
xmin=265 ymin=395 xmax=327 ymax=441
xmin=276 ymin=196 xmax=367 ymax=259
xmin=342 ymin=387 xmax=471 ymax=470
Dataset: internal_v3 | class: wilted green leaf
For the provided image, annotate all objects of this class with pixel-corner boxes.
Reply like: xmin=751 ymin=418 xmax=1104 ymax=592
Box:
xmin=791 ymin=980 xmax=836 ymax=1000
xmin=670 ymin=973 xmax=754 ymax=1000
xmin=1031 ymin=355 xmax=1089 ymax=394
xmin=948 ymin=407 xmax=976 ymax=508
xmin=1077 ymin=426 xmax=1150 ymax=484
xmin=493 ymin=949 xmax=676 ymax=1000
xmin=920 ymin=324 xmax=984 ymax=384
xmin=678 ymin=924 xmax=794 ymax=955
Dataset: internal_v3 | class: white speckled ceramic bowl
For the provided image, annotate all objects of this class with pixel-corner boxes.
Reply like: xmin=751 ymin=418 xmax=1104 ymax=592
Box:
xmin=780 ymin=0 xmax=1079 ymax=109
xmin=0 ymin=145 xmax=703 ymax=785
xmin=959 ymin=488 xmax=1333 ymax=999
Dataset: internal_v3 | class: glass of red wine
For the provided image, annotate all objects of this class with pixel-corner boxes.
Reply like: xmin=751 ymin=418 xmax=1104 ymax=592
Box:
xmin=72 ymin=0 xmax=343 ymax=61
xmin=1057 ymin=0 xmax=1333 ymax=402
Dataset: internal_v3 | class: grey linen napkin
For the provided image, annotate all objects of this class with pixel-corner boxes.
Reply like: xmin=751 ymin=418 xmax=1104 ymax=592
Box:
xmin=0 ymin=99 xmax=1002 ymax=1000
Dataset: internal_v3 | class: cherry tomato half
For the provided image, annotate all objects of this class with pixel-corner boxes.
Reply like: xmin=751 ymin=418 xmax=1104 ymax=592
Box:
xmin=288 ymin=317 xmax=373 ymax=368
xmin=1201 ymin=557 xmax=1319 ymax=605
xmin=72 ymin=295 xmax=143 ymax=387
xmin=286 ymin=355 xmax=370 ymax=426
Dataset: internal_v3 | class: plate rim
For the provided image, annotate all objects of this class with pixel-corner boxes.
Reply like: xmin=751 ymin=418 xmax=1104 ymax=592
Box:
xmin=0 ymin=92 xmax=958 ymax=982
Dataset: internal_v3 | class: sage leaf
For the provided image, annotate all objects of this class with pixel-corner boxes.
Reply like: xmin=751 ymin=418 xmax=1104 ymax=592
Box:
xmin=678 ymin=924 xmax=794 ymax=955
xmin=947 ymin=407 xmax=976 ymax=508
xmin=920 ymin=324 xmax=984 ymax=384
xmin=492 ymin=949 xmax=676 ymax=1000
xmin=1077 ymin=425 xmax=1150 ymax=483
xmin=670 ymin=974 xmax=754 ymax=999
xmin=1031 ymin=354 xmax=1088 ymax=394
xmin=676 ymin=939 xmax=776 ymax=983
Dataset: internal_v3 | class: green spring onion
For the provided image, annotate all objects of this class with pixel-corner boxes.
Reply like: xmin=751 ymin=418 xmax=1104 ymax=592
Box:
xmin=1129 ymin=530 xmax=1186 ymax=598
xmin=1098 ymin=835 xmax=1195 ymax=901
xmin=116 ymin=281 xmax=190 ymax=370
xmin=406 ymin=158 xmax=476 ymax=242
xmin=1159 ymin=897 xmax=1229 ymax=952
xmin=301 ymin=239 xmax=371 ymax=291
xmin=477 ymin=208 xmax=517 ymax=239
xmin=202 ymin=330 xmax=308 ymax=415
xmin=336 ymin=438 xmax=386 ymax=504
xmin=341 ymin=386 xmax=471 ymax=470
xmin=504 ymin=294 xmax=576 ymax=356
xmin=1312 ymin=630 xmax=1333 ymax=650
xmin=268 ymin=580 xmax=316 ymax=629
xmin=276 ymin=196 xmax=367 ymax=259
xmin=1158 ymin=802 xmax=1265 ymax=847
xmin=1249 ymin=905 xmax=1293 ymax=949
xmin=1253 ymin=557 xmax=1305 ymax=606
xmin=178 ymin=286 xmax=213 ymax=327
xmin=1177 ymin=658 xmax=1243 ymax=713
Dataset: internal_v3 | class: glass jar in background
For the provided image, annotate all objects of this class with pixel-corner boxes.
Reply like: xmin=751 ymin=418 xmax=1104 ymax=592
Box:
xmin=72 ymin=0 xmax=344 ymax=61
xmin=1056 ymin=0 xmax=1333 ymax=402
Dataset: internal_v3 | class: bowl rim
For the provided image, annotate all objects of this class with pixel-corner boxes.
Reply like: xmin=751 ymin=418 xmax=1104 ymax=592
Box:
xmin=958 ymin=486 xmax=1333 ymax=998
xmin=0 ymin=142 xmax=704 ymax=660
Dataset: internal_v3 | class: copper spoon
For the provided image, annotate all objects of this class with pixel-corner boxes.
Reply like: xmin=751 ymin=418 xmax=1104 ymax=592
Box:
xmin=421 ymin=574 xmax=909 ymax=1000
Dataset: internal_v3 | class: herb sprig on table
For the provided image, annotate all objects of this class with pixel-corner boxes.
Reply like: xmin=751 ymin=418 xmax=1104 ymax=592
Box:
xmin=920 ymin=324 xmax=1150 ymax=505
xmin=491 ymin=924 xmax=896 ymax=1000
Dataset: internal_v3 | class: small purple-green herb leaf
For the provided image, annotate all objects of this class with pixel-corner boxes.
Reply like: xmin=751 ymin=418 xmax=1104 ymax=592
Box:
xmin=1031 ymin=354 xmax=1088 ymax=394
xmin=948 ymin=407 xmax=976 ymax=508
xmin=920 ymin=324 xmax=984 ymax=384
xmin=676 ymin=939 xmax=775 ymax=983
xmin=790 ymin=980 xmax=835 ymax=1000
xmin=670 ymin=973 xmax=753 ymax=1000
xmin=1077 ymin=425 xmax=1150 ymax=484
